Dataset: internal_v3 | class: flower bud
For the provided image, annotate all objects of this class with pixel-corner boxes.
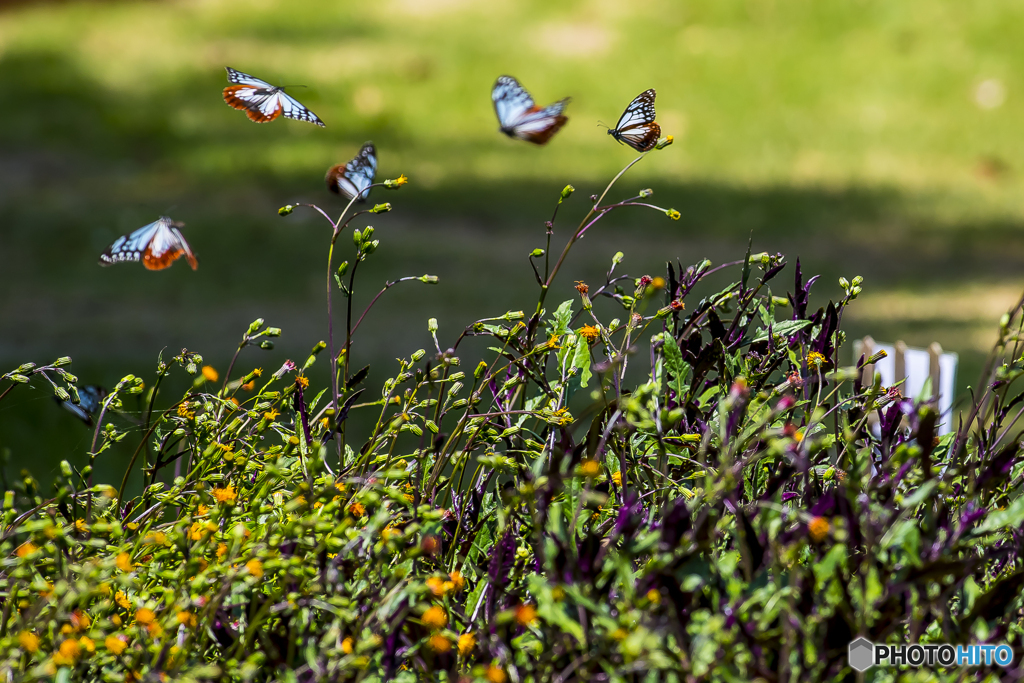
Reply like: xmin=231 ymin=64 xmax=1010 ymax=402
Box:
xmin=503 ymin=311 xmax=524 ymax=321
xmin=428 ymin=318 xmax=438 ymax=333
xmin=337 ymin=261 xmax=349 ymax=278
xmin=410 ymin=349 xmax=426 ymax=362
xmin=266 ymin=327 xmax=282 ymax=337
xmin=656 ymin=135 xmax=674 ymax=149
xmin=278 ymin=205 xmax=294 ymax=216
xmin=353 ymin=229 xmax=362 ymax=245
xmin=363 ymin=240 xmax=379 ymax=254
xmin=852 ymin=275 xmax=863 ymax=286
xmin=260 ymin=341 xmax=274 ymax=350
xmin=60 ymin=460 xmax=73 ymax=478
xmin=560 ymin=184 xmax=574 ymax=201
xmin=665 ymin=208 xmax=681 ymax=220
xmin=68 ymin=386 xmax=80 ymax=405
xmin=54 ymin=386 xmax=70 ymax=401
xmin=474 ymin=361 xmax=487 ymax=379
xmin=54 ymin=357 xmax=73 ymax=367
xmin=418 ymin=274 xmax=439 ymax=284
xmin=639 ymin=188 xmax=653 ymax=198
xmin=371 ymin=203 xmax=392 ymax=213
xmin=248 ymin=318 xmax=264 ymax=335
xmin=16 ymin=362 xmax=36 ymax=373
xmin=57 ymin=370 xmax=77 ymax=383
xmin=530 ymin=248 xmax=545 ymax=257
xmin=6 ymin=374 xmax=29 ymax=383
xmin=362 ymin=226 xmax=374 ymax=240
xmin=384 ymin=174 xmax=408 ymax=189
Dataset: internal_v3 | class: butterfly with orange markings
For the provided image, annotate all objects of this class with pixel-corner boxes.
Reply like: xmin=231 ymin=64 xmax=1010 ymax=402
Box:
xmin=608 ymin=89 xmax=660 ymax=152
xmin=326 ymin=142 xmax=377 ymax=202
xmin=492 ymin=75 xmax=570 ymax=145
xmin=99 ymin=216 xmax=198 ymax=271
xmin=222 ymin=67 xmax=325 ymax=127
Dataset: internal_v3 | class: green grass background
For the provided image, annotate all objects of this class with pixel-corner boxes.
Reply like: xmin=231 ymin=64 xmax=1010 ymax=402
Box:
xmin=2 ymin=0 xmax=1024 ymax=484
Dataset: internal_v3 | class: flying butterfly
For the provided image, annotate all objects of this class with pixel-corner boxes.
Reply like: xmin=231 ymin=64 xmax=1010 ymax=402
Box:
xmin=222 ymin=67 xmax=325 ymax=127
xmin=492 ymin=75 xmax=570 ymax=145
xmin=607 ymin=89 xmax=660 ymax=152
xmin=56 ymin=385 xmax=107 ymax=427
xmin=326 ymin=142 xmax=377 ymax=202
xmin=99 ymin=216 xmax=198 ymax=271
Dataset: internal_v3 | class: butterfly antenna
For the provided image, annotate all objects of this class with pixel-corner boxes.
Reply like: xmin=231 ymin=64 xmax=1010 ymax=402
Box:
xmin=596 ymin=120 xmax=610 ymax=131
xmin=281 ymin=84 xmax=308 ymax=90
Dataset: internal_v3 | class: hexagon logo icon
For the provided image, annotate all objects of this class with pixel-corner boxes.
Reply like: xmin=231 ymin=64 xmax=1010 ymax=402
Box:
xmin=849 ymin=637 xmax=875 ymax=672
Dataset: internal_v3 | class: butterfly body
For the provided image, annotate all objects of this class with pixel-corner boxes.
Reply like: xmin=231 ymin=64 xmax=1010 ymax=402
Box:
xmin=491 ymin=75 xmax=569 ymax=145
xmin=57 ymin=385 xmax=107 ymax=426
xmin=326 ymin=142 xmax=377 ymax=202
xmin=99 ymin=216 xmax=198 ymax=271
xmin=608 ymin=89 xmax=660 ymax=152
xmin=223 ymin=67 xmax=325 ymax=127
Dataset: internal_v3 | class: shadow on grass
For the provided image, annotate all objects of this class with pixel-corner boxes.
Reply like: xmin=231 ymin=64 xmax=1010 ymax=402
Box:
xmin=2 ymin=47 xmax=1023 ymax=486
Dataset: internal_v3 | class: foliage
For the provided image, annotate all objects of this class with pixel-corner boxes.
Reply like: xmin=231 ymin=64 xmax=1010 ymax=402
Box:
xmin=3 ymin=150 xmax=1024 ymax=683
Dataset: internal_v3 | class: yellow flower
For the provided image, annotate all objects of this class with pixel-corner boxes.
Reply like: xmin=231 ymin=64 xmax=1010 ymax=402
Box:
xmin=486 ymin=666 xmax=507 ymax=683
xmin=515 ymin=603 xmax=538 ymax=627
xmin=806 ymin=351 xmax=827 ymax=368
xmin=59 ymin=638 xmax=81 ymax=660
xmin=201 ymin=366 xmax=219 ymax=382
xmin=551 ymin=585 xmax=565 ymax=602
xmin=134 ymin=608 xmax=155 ymax=625
xmin=651 ymin=277 xmax=666 ymax=290
xmin=611 ymin=628 xmax=628 ymax=641
xmin=177 ymin=403 xmax=195 ymax=419
xmin=347 ymin=502 xmax=365 ymax=517
xmin=19 ymin=631 xmax=40 ymax=653
xmin=252 ymin=367 xmax=263 ymax=377
xmin=79 ymin=636 xmax=95 ymax=653
xmin=578 ymin=460 xmax=601 ymax=478
xmin=611 ymin=471 xmax=622 ymax=486
xmin=143 ymin=531 xmax=167 ymax=546
xmin=646 ymin=589 xmax=661 ymax=605
xmin=264 ymin=409 xmax=280 ymax=421
xmin=579 ymin=324 xmax=600 ymax=343
xmin=147 ymin=622 xmax=164 ymax=638
xmin=196 ymin=504 xmax=210 ymax=517
xmin=426 ymin=576 xmax=448 ymax=597
xmin=116 ymin=552 xmax=133 ymax=572
xmin=115 ymin=591 xmax=132 ymax=610
xmin=808 ymin=516 xmax=830 ymax=543
xmin=295 ymin=375 xmax=310 ymax=389
xmin=666 ymin=209 xmax=681 ymax=220
xmin=110 ymin=615 xmax=122 ymax=627
xmin=126 ymin=522 xmax=139 ymax=530
xmin=421 ymin=605 xmax=447 ymax=630
xmin=449 ymin=571 xmax=465 ymax=593
xmin=428 ymin=634 xmax=451 ymax=653
xmin=74 ymin=518 xmax=87 ymax=533
xmin=16 ymin=542 xmax=37 ymax=558
xmin=457 ymin=632 xmax=476 ymax=656
xmin=212 ymin=484 xmax=237 ymax=503
xmin=71 ymin=611 xmax=90 ymax=631
xmin=104 ymin=636 xmax=127 ymax=656
xmin=176 ymin=611 xmax=196 ymax=628
xmin=389 ymin=174 xmax=409 ymax=187
xmin=246 ymin=558 xmax=264 ymax=578
xmin=341 ymin=637 xmax=354 ymax=654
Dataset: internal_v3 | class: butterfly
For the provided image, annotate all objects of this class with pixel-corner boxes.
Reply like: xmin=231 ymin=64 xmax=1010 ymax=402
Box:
xmin=222 ymin=67 xmax=325 ymax=127
xmin=57 ymin=385 xmax=107 ymax=426
xmin=491 ymin=75 xmax=570 ymax=145
xmin=607 ymin=89 xmax=660 ymax=152
xmin=99 ymin=216 xmax=199 ymax=271
xmin=326 ymin=142 xmax=377 ymax=202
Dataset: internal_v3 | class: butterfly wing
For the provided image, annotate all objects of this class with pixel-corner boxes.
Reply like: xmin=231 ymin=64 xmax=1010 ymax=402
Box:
xmin=279 ymin=91 xmax=325 ymax=127
xmin=326 ymin=142 xmax=377 ymax=201
xmin=99 ymin=219 xmax=163 ymax=266
xmin=225 ymin=67 xmax=273 ymax=88
xmin=143 ymin=218 xmax=199 ymax=271
xmin=492 ymin=76 xmax=569 ymax=145
xmin=58 ymin=385 xmax=107 ymax=426
xmin=610 ymin=89 xmax=660 ymax=152
xmin=508 ymin=99 xmax=570 ymax=144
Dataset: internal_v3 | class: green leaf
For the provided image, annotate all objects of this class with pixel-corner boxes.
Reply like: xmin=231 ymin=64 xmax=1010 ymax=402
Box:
xmin=551 ymin=299 xmax=574 ymax=337
xmin=974 ymin=494 xmax=1024 ymax=535
xmin=749 ymin=319 xmax=813 ymax=343
xmin=660 ymin=333 xmax=691 ymax=399
xmin=572 ymin=338 xmax=592 ymax=389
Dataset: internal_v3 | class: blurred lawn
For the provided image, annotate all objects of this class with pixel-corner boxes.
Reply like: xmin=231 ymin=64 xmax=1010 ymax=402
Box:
xmin=2 ymin=0 xmax=1024 ymax=482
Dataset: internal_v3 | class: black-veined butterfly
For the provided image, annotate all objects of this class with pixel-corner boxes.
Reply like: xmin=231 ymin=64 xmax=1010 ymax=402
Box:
xmin=326 ymin=142 xmax=377 ymax=202
xmin=222 ymin=67 xmax=325 ymax=127
xmin=608 ymin=89 xmax=660 ymax=152
xmin=57 ymin=385 xmax=107 ymax=426
xmin=99 ymin=216 xmax=198 ymax=271
xmin=492 ymin=75 xmax=570 ymax=145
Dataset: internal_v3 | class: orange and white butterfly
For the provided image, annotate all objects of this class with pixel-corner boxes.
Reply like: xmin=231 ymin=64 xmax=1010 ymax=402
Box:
xmin=608 ymin=89 xmax=660 ymax=152
xmin=326 ymin=142 xmax=377 ymax=202
xmin=492 ymin=75 xmax=569 ymax=145
xmin=222 ymin=67 xmax=325 ymax=127
xmin=99 ymin=216 xmax=198 ymax=271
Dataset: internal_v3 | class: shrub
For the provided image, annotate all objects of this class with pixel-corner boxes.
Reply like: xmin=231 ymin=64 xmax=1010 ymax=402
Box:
xmin=2 ymin=150 xmax=1024 ymax=682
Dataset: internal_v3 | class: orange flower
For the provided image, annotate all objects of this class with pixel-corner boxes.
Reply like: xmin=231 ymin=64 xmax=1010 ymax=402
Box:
xmin=212 ymin=485 xmax=237 ymax=503
xmin=115 ymin=591 xmax=131 ymax=610
xmin=246 ymin=558 xmax=264 ymax=578
xmin=426 ymin=576 xmax=447 ymax=597
xmin=18 ymin=631 xmax=40 ymax=653
xmin=449 ymin=570 xmax=466 ymax=593
xmin=176 ymin=611 xmax=196 ymax=628
xmin=486 ymin=666 xmax=507 ymax=683
xmin=104 ymin=636 xmax=127 ymax=656
xmin=574 ymin=281 xmax=589 ymax=295
xmin=201 ymin=366 xmax=219 ymax=382
xmin=16 ymin=542 xmax=37 ymax=558
xmin=115 ymin=552 xmax=133 ymax=572
xmin=134 ymin=608 xmax=155 ymax=625
xmin=457 ymin=632 xmax=476 ymax=656
xmin=515 ymin=603 xmax=538 ymax=627
xmin=341 ymin=637 xmax=354 ymax=654
xmin=578 ymin=460 xmax=600 ymax=478
xmin=421 ymin=605 xmax=447 ymax=630
xmin=295 ymin=375 xmax=310 ymax=389
xmin=808 ymin=516 xmax=830 ymax=543
xmin=347 ymin=502 xmax=365 ymax=517
xmin=428 ymin=634 xmax=451 ymax=653
xmin=579 ymin=325 xmax=600 ymax=343
xmin=241 ymin=380 xmax=255 ymax=391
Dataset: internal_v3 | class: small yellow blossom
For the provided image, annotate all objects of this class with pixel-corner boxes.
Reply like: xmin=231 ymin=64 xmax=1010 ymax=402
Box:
xmin=19 ymin=631 xmax=40 ymax=653
xmin=216 ymin=543 xmax=228 ymax=559
xmin=646 ymin=589 xmax=661 ymax=605
xmin=426 ymin=576 xmax=448 ymax=596
xmin=515 ymin=603 xmax=538 ymax=627
xmin=428 ymin=634 xmax=451 ymax=653
xmin=579 ymin=324 xmax=600 ymax=343
xmin=457 ymin=632 xmax=476 ymax=656
xmin=347 ymin=502 xmax=365 ymax=517
xmin=74 ymin=518 xmax=87 ymax=533
xmin=578 ymin=460 xmax=601 ymax=478
xmin=201 ymin=366 xmax=219 ymax=382
xmin=806 ymin=351 xmax=827 ymax=368
xmin=134 ymin=608 xmax=155 ymax=625
xmin=421 ymin=605 xmax=447 ymax=630
xmin=196 ymin=504 xmax=209 ymax=517
xmin=295 ymin=375 xmax=310 ymax=389
xmin=252 ymin=367 xmax=262 ymax=377
xmin=611 ymin=471 xmax=622 ymax=486
xmin=246 ymin=558 xmax=264 ymax=578
xmin=212 ymin=484 xmax=237 ymax=503
xmin=651 ymin=277 xmax=666 ymax=289
xmin=116 ymin=552 xmax=133 ymax=572
xmin=71 ymin=611 xmax=90 ymax=631
xmin=115 ymin=591 xmax=131 ymax=610
xmin=147 ymin=622 xmax=164 ymax=638
xmin=176 ymin=612 xmax=196 ymax=628
xmin=486 ymin=666 xmax=507 ymax=683
xmin=126 ymin=522 xmax=139 ymax=531
xmin=110 ymin=615 xmax=122 ymax=627
xmin=551 ymin=585 xmax=565 ymax=602
xmin=105 ymin=636 xmax=127 ymax=656
xmin=808 ymin=516 xmax=830 ymax=543
xmin=144 ymin=531 xmax=167 ymax=546
xmin=341 ymin=637 xmax=354 ymax=654
xmin=389 ymin=174 xmax=409 ymax=187
xmin=79 ymin=636 xmax=95 ymax=653
xmin=16 ymin=542 xmax=37 ymax=558
xmin=449 ymin=571 xmax=465 ymax=593
xmin=611 ymin=628 xmax=628 ymax=641
xmin=666 ymin=209 xmax=681 ymax=220
xmin=264 ymin=409 xmax=280 ymax=421
xmin=177 ymin=403 xmax=195 ymax=419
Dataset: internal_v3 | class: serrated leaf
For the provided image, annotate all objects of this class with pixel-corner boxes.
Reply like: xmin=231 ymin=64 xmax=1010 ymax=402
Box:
xmin=750 ymin=319 xmax=813 ymax=343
